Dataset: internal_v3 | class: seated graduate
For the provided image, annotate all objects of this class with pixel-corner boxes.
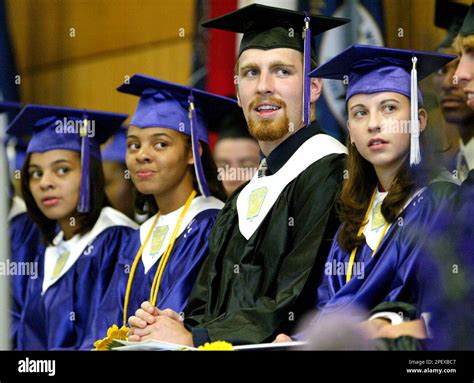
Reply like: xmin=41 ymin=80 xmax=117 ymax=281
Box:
xmin=276 ymin=45 xmax=460 ymax=345
xmin=432 ymin=0 xmax=472 ymax=182
xmin=127 ymin=4 xmax=349 ymax=347
xmin=8 ymin=105 xmax=138 ymax=350
xmin=212 ymin=106 xmax=260 ymax=197
xmin=101 ymin=126 xmax=136 ymax=220
xmin=417 ymin=4 xmax=474 ymax=350
xmin=89 ymin=75 xmax=230 ymax=349
xmin=454 ymin=2 xmax=474 ymax=181
xmin=2 ymin=101 xmax=42 ymax=347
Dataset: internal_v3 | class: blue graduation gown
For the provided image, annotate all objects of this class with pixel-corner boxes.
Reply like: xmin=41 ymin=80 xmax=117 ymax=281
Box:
xmin=16 ymin=208 xmax=137 ymax=350
xmin=315 ymin=181 xmax=458 ymax=321
xmin=418 ymin=171 xmax=474 ymax=349
xmin=85 ymin=205 xmax=220 ymax=350
xmin=9 ymin=207 xmax=43 ymax=347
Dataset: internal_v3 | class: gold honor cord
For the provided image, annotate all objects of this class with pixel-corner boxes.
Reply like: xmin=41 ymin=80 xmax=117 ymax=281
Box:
xmin=122 ymin=190 xmax=197 ymax=326
xmin=345 ymin=189 xmax=390 ymax=284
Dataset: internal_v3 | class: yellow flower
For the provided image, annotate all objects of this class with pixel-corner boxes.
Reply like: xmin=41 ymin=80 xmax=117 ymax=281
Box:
xmin=93 ymin=324 xmax=129 ymax=351
xmin=93 ymin=337 xmax=112 ymax=351
xmin=198 ymin=341 xmax=234 ymax=351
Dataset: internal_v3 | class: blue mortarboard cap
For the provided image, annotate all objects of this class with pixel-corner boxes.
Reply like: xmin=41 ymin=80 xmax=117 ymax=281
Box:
xmin=202 ymin=3 xmax=350 ymax=128
xmin=117 ymin=74 xmax=237 ymax=197
xmin=7 ymin=104 xmax=128 ymax=212
xmin=117 ymin=74 xmax=237 ymax=140
xmin=101 ymin=125 xmax=127 ymax=164
xmin=0 ymin=101 xmax=22 ymax=113
xmin=1 ymin=102 xmax=24 ymax=195
xmin=5 ymin=134 xmax=28 ymax=176
xmin=309 ymin=44 xmax=455 ymax=101
xmin=309 ymin=44 xmax=456 ymax=166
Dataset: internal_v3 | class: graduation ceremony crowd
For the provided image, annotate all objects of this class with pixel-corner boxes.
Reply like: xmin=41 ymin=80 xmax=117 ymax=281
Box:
xmin=4 ymin=2 xmax=474 ymax=351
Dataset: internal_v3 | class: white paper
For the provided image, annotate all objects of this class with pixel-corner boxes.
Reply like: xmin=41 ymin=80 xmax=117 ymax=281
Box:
xmin=111 ymin=339 xmax=306 ymax=351
xmin=112 ymin=339 xmax=197 ymax=351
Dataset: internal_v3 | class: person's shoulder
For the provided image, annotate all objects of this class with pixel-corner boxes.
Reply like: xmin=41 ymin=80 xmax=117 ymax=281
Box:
xmin=10 ymin=211 xmax=38 ymax=233
xmin=425 ymin=176 xmax=460 ymax=206
xmin=227 ymin=181 xmax=249 ymax=201
xmin=91 ymin=207 xmax=139 ymax=240
xmin=215 ymin=183 xmax=247 ymax=215
xmin=460 ymin=170 xmax=474 ymax=198
xmin=99 ymin=207 xmax=140 ymax=230
xmin=299 ymin=133 xmax=347 ymax=178
xmin=305 ymin=151 xmax=346 ymax=173
xmin=295 ymin=151 xmax=346 ymax=191
xmin=399 ymin=183 xmax=455 ymax=231
xmin=191 ymin=206 xmax=222 ymax=223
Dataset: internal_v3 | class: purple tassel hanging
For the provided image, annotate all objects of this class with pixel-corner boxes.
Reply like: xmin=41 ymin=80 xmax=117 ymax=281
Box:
xmin=303 ymin=15 xmax=311 ymax=126
xmin=188 ymin=94 xmax=210 ymax=197
xmin=77 ymin=117 xmax=91 ymax=213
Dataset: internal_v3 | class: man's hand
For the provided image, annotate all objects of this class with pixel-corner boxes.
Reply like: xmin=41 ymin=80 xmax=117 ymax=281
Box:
xmin=127 ymin=302 xmax=193 ymax=346
xmin=128 ymin=301 xmax=160 ymax=330
xmin=359 ymin=318 xmax=427 ymax=340
xmin=273 ymin=334 xmax=293 ymax=343
xmin=375 ymin=319 xmax=427 ymax=339
xmin=358 ymin=318 xmax=391 ymax=338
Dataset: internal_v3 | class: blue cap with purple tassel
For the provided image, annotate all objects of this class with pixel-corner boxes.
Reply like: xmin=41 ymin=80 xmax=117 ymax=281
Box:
xmin=117 ymin=74 xmax=237 ymax=197
xmin=309 ymin=44 xmax=456 ymax=166
xmin=7 ymin=104 xmax=128 ymax=212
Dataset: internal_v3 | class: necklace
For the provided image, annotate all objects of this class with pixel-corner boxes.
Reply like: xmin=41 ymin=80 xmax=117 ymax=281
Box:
xmin=345 ymin=189 xmax=390 ymax=283
xmin=122 ymin=190 xmax=197 ymax=325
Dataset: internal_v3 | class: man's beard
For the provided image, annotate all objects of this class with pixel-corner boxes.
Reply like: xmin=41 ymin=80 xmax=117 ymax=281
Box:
xmin=247 ymin=97 xmax=290 ymax=142
xmin=443 ymin=108 xmax=474 ymax=125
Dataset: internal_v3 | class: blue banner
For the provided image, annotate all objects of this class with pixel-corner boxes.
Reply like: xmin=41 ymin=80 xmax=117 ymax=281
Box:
xmin=0 ymin=0 xmax=20 ymax=120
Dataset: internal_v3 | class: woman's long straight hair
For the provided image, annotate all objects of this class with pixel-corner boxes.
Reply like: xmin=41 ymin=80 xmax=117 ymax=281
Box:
xmin=336 ymin=114 xmax=444 ymax=253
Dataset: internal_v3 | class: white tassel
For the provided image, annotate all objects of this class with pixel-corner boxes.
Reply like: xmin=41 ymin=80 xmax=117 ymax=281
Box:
xmin=410 ymin=56 xmax=421 ymax=166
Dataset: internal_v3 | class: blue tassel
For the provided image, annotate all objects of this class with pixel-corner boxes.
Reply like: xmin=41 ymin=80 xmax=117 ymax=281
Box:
xmin=188 ymin=94 xmax=210 ymax=197
xmin=303 ymin=15 xmax=311 ymax=126
xmin=77 ymin=117 xmax=91 ymax=213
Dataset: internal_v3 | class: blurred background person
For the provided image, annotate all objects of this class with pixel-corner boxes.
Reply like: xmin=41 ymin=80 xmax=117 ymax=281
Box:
xmin=419 ymin=2 xmax=474 ymax=350
xmin=213 ymin=106 xmax=259 ymax=197
xmin=433 ymin=0 xmax=473 ymax=182
xmin=101 ymin=126 xmax=135 ymax=220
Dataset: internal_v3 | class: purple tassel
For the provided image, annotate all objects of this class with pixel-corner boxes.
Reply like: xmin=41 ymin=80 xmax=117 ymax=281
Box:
xmin=188 ymin=94 xmax=210 ymax=197
xmin=303 ymin=15 xmax=311 ymax=126
xmin=77 ymin=117 xmax=91 ymax=213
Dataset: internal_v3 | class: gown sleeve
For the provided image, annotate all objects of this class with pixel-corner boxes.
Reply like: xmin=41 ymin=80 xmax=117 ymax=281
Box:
xmin=155 ymin=209 xmax=220 ymax=314
xmin=75 ymin=226 xmax=137 ymax=350
xmin=416 ymin=177 xmax=474 ymax=349
xmin=9 ymin=213 xmax=43 ymax=348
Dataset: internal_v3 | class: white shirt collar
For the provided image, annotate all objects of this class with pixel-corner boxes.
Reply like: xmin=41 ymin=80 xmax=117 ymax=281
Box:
xmin=459 ymin=137 xmax=474 ymax=170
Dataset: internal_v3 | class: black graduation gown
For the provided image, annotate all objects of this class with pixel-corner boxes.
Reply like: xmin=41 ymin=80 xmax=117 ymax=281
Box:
xmin=184 ymin=122 xmax=346 ymax=345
